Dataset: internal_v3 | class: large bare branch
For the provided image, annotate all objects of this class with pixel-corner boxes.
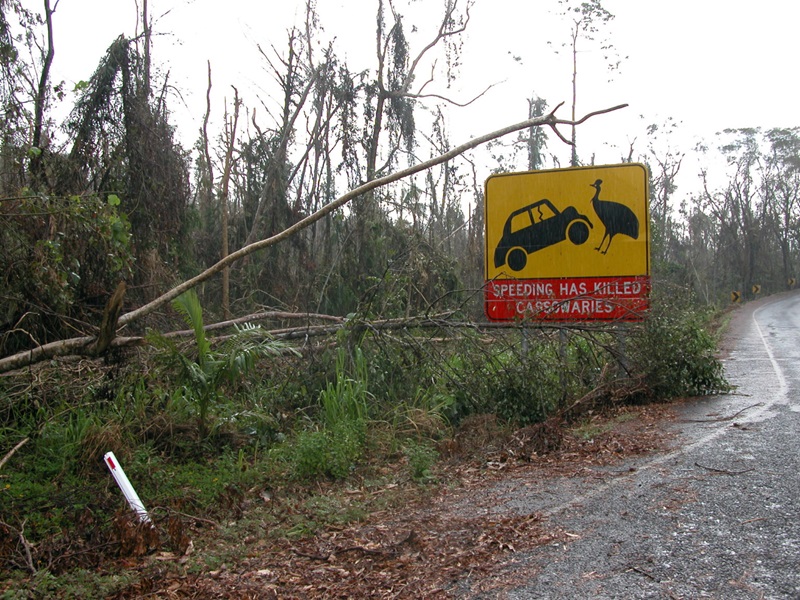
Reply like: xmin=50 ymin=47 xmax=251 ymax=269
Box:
xmin=219 ymin=86 xmax=240 ymax=319
xmin=0 ymin=102 xmax=627 ymax=374
xmin=119 ymin=103 xmax=626 ymax=324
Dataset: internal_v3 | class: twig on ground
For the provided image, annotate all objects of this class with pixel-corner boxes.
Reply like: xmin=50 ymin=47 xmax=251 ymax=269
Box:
xmin=627 ymin=565 xmax=658 ymax=581
xmin=694 ymin=462 xmax=755 ymax=476
xmin=0 ymin=519 xmax=37 ymax=574
xmin=683 ymin=403 xmax=762 ymax=423
xmin=0 ymin=437 xmax=29 ymax=471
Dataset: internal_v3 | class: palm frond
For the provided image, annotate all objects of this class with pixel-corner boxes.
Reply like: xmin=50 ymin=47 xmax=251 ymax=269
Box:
xmin=172 ymin=289 xmax=210 ymax=363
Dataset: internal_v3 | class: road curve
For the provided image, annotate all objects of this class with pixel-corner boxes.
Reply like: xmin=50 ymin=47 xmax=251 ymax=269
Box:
xmin=460 ymin=291 xmax=800 ymax=599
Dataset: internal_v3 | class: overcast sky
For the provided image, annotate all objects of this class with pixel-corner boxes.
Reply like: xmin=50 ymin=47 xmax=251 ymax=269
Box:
xmin=36 ymin=0 xmax=800 ymax=202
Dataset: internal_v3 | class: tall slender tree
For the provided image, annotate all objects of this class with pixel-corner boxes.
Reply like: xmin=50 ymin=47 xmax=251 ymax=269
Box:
xmin=555 ymin=0 xmax=618 ymax=167
xmin=527 ymin=94 xmax=549 ymax=170
xmin=29 ymin=0 xmax=55 ymax=188
xmin=762 ymin=127 xmax=800 ymax=284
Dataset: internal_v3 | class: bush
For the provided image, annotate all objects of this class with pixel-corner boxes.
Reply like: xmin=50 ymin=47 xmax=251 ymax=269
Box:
xmin=0 ymin=193 xmax=134 ymax=354
xmin=277 ymin=348 xmax=371 ymax=480
xmin=286 ymin=421 xmax=365 ymax=480
xmin=629 ymin=293 xmax=729 ymax=398
xmin=403 ymin=439 xmax=438 ymax=482
xmin=451 ymin=336 xmax=564 ymax=426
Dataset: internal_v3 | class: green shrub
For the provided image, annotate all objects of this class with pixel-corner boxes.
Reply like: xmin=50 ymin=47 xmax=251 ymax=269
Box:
xmin=152 ymin=289 xmax=296 ymax=437
xmin=629 ymin=294 xmax=729 ymax=398
xmin=278 ymin=348 xmax=371 ymax=480
xmin=451 ymin=339 xmax=563 ymax=426
xmin=319 ymin=348 xmax=370 ymax=428
xmin=403 ymin=439 xmax=438 ymax=482
xmin=287 ymin=421 xmax=364 ymax=480
xmin=0 ymin=193 xmax=134 ymax=355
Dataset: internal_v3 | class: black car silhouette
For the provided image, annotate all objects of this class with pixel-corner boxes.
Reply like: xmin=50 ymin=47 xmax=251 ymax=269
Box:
xmin=494 ymin=198 xmax=593 ymax=271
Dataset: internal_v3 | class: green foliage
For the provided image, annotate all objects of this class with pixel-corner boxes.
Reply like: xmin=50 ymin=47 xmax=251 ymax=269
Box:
xmin=403 ymin=439 xmax=438 ymax=483
xmin=445 ymin=293 xmax=728 ymax=425
xmin=0 ymin=193 xmax=133 ymax=354
xmin=277 ymin=348 xmax=371 ymax=480
xmin=319 ymin=348 xmax=370 ymax=427
xmin=36 ymin=409 xmax=102 ymax=474
xmin=629 ymin=292 xmax=729 ymax=398
xmin=154 ymin=289 xmax=297 ymax=437
xmin=66 ymin=36 xmax=191 ymax=268
xmin=126 ymin=447 xmax=260 ymax=513
xmin=0 ymin=569 xmax=136 ymax=600
xmin=388 ymin=388 xmax=454 ymax=441
xmin=451 ymin=338 xmax=564 ymax=426
xmin=282 ymin=423 xmax=364 ymax=480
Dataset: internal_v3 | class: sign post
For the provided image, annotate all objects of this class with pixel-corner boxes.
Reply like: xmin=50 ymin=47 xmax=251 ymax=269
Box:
xmin=484 ymin=164 xmax=650 ymax=322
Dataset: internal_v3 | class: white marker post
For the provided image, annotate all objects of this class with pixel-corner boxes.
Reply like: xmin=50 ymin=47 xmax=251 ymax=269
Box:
xmin=103 ymin=451 xmax=151 ymax=524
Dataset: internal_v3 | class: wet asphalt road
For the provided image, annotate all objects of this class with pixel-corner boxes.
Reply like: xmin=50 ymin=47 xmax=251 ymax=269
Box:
xmin=464 ymin=291 xmax=800 ymax=599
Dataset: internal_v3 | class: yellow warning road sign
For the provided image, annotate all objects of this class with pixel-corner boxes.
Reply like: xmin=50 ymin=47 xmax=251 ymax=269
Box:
xmin=484 ymin=164 xmax=650 ymax=321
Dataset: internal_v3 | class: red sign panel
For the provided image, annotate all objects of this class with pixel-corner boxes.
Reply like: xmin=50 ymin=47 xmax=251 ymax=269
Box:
xmin=485 ymin=275 xmax=651 ymax=322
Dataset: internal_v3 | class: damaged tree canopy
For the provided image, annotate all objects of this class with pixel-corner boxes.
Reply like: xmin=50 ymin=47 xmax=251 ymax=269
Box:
xmin=64 ymin=35 xmax=190 ymax=262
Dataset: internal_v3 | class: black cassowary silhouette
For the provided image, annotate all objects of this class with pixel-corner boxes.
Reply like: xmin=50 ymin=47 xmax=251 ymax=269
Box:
xmin=589 ymin=179 xmax=639 ymax=254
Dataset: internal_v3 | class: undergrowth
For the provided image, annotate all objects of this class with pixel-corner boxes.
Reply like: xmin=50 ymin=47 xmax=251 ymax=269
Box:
xmin=0 ymin=293 xmax=728 ymax=597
